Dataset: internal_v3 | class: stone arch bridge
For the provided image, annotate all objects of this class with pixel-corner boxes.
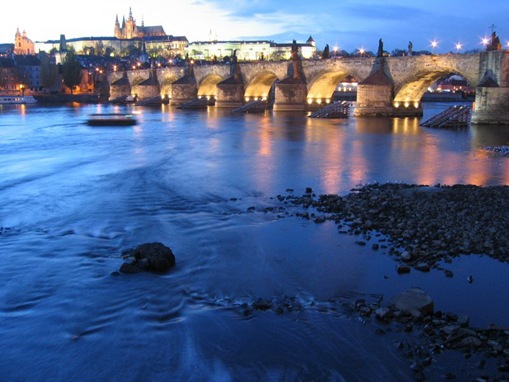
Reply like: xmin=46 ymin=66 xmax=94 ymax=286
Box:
xmin=108 ymin=51 xmax=509 ymax=124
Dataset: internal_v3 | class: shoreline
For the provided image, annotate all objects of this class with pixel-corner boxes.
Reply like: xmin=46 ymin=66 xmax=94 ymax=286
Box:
xmin=270 ymin=182 xmax=509 ymax=380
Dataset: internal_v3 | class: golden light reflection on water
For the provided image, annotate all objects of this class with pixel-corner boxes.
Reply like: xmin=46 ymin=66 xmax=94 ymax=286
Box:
xmin=257 ymin=116 xmax=272 ymax=157
xmin=301 ymin=114 xmax=508 ymax=192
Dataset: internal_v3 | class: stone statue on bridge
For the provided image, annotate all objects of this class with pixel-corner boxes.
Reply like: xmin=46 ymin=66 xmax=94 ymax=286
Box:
xmin=291 ymin=40 xmax=299 ymax=60
xmin=290 ymin=39 xmax=302 ymax=81
xmin=408 ymin=41 xmax=413 ymax=56
xmin=377 ymin=38 xmax=384 ymax=57
xmin=488 ymin=32 xmax=502 ymax=51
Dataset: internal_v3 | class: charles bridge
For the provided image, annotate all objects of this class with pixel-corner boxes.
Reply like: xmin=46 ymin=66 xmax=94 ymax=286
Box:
xmin=107 ymin=50 xmax=509 ymax=124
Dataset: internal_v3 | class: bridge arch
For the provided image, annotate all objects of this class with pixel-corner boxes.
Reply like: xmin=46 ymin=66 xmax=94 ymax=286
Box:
xmin=197 ymin=74 xmax=224 ymax=99
xmin=391 ymin=55 xmax=479 ymax=108
xmin=306 ymin=70 xmax=359 ymax=104
xmin=130 ymin=76 xmax=146 ymax=87
xmin=244 ymin=71 xmax=280 ymax=101
xmin=393 ymin=70 xmax=474 ymax=107
xmin=160 ymin=76 xmax=177 ymax=97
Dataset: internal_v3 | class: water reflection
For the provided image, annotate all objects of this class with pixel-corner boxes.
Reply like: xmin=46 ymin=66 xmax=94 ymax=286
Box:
xmin=2 ymin=103 xmax=509 ymax=381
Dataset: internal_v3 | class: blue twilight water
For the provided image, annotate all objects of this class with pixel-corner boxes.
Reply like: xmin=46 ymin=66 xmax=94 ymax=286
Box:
xmin=0 ymin=102 xmax=509 ymax=381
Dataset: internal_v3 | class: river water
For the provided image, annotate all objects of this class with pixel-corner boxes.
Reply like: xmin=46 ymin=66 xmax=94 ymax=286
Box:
xmin=1 ymin=102 xmax=509 ymax=381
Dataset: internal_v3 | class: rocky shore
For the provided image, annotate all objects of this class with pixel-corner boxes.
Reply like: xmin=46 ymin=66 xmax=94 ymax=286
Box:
xmin=184 ymin=283 xmax=509 ymax=381
xmin=280 ymin=183 xmax=509 ymax=273
xmin=271 ymin=183 xmax=509 ymax=380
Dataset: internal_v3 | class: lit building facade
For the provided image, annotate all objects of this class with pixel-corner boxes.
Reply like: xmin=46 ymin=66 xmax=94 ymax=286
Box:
xmin=187 ymin=37 xmax=317 ymax=61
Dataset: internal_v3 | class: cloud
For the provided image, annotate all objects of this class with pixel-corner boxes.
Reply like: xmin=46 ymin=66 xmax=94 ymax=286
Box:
xmin=342 ymin=4 xmax=431 ymax=20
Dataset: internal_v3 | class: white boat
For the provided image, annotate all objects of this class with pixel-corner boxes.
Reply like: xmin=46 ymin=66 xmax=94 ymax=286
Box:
xmin=0 ymin=95 xmax=38 ymax=104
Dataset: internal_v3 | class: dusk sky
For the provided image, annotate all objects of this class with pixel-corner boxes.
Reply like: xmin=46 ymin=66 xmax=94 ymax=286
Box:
xmin=2 ymin=0 xmax=508 ymax=54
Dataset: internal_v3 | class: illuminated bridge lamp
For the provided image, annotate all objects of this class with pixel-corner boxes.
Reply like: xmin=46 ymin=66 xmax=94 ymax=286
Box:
xmin=326 ymin=99 xmax=331 ymax=104
xmin=430 ymin=40 xmax=438 ymax=54
xmin=245 ymin=97 xmax=250 ymax=102
xmin=394 ymin=102 xmax=400 ymax=108
xmin=482 ymin=37 xmax=490 ymax=48
xmin=262 ymin=97 xmax=267 ymax=101
xmin=307 ymin=99 xmax=313 ymax=105
xmin=404 ymin=102 xmax=410 ymax=108
xmin=414 ymin=102 xmax=419 ymax=108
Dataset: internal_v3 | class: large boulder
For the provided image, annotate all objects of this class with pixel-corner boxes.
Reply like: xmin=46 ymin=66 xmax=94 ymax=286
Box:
xmin=389 ymin=287 xmax=434 ymax=316
xmin=120 ymin=242 xmax=176 ymax=273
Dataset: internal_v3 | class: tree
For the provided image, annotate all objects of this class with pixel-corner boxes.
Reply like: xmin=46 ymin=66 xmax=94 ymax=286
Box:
xmin=104 ymin=46 xmax=116 ymax=57
xmin=61 ymin=51 xmax=82 ymax=94
xmin=39 ymin=53 xmax=58 ymax=90
xmin=95 ymin=41 xmax=105 ymax=56
xmin=83 ymin=46 xmax=95 ymax=55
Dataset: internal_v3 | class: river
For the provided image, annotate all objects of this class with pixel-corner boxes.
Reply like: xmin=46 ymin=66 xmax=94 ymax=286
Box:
xmin=1 ymin=102 xmax=509 ymax=381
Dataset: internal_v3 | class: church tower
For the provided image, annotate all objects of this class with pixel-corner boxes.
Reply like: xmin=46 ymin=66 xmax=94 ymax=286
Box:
xmin=125 ymin=7 xmax=137 ymax=39
xmin=14 ymin=28 xmax=35 ymax=55
xmin=114 ymin=15 xmax=121 ymax=38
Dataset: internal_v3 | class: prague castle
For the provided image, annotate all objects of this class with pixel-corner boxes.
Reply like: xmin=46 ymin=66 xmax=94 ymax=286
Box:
xmin=34 ymin=8 xmax=188 ymax=59
xmin=114 ymin=7 xmax=166 ymax=40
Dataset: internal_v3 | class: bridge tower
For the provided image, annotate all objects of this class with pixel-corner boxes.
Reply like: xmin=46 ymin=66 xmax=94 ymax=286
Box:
xmin=472 ymin=51 xmax=509 ymax=124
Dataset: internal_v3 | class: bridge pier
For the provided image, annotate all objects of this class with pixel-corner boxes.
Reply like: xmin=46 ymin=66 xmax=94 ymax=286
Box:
xmin=169 ymin=77 xmax=197 ymax=106
xmin=109 ymin=72 xmax=131 ymax=102
xmin=215 ymin=81 xmax=245 ymax=108
xmin=472 ymin=87 xmax=509 ymax=124
xmin=472 ymin=51 xmax=509 ymax=124
xmin=273 ymin=81 xmax=308 ymax=111
xmin=353 ymin=60 xmax=395 ymax=117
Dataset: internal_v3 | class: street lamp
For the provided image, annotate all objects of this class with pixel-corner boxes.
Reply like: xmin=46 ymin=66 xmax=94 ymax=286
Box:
xmin=430 ymin=40 xmax=438 ymax=53
xmin=455 ymin=42 xmax=463 ymax=53
xmin=482 ymin=37 xmax=490 ymax=49
xmin=333 ymin=45 xmax=338 ymax=58
xmin=359 ymin=47 xmax=365 ymax=57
